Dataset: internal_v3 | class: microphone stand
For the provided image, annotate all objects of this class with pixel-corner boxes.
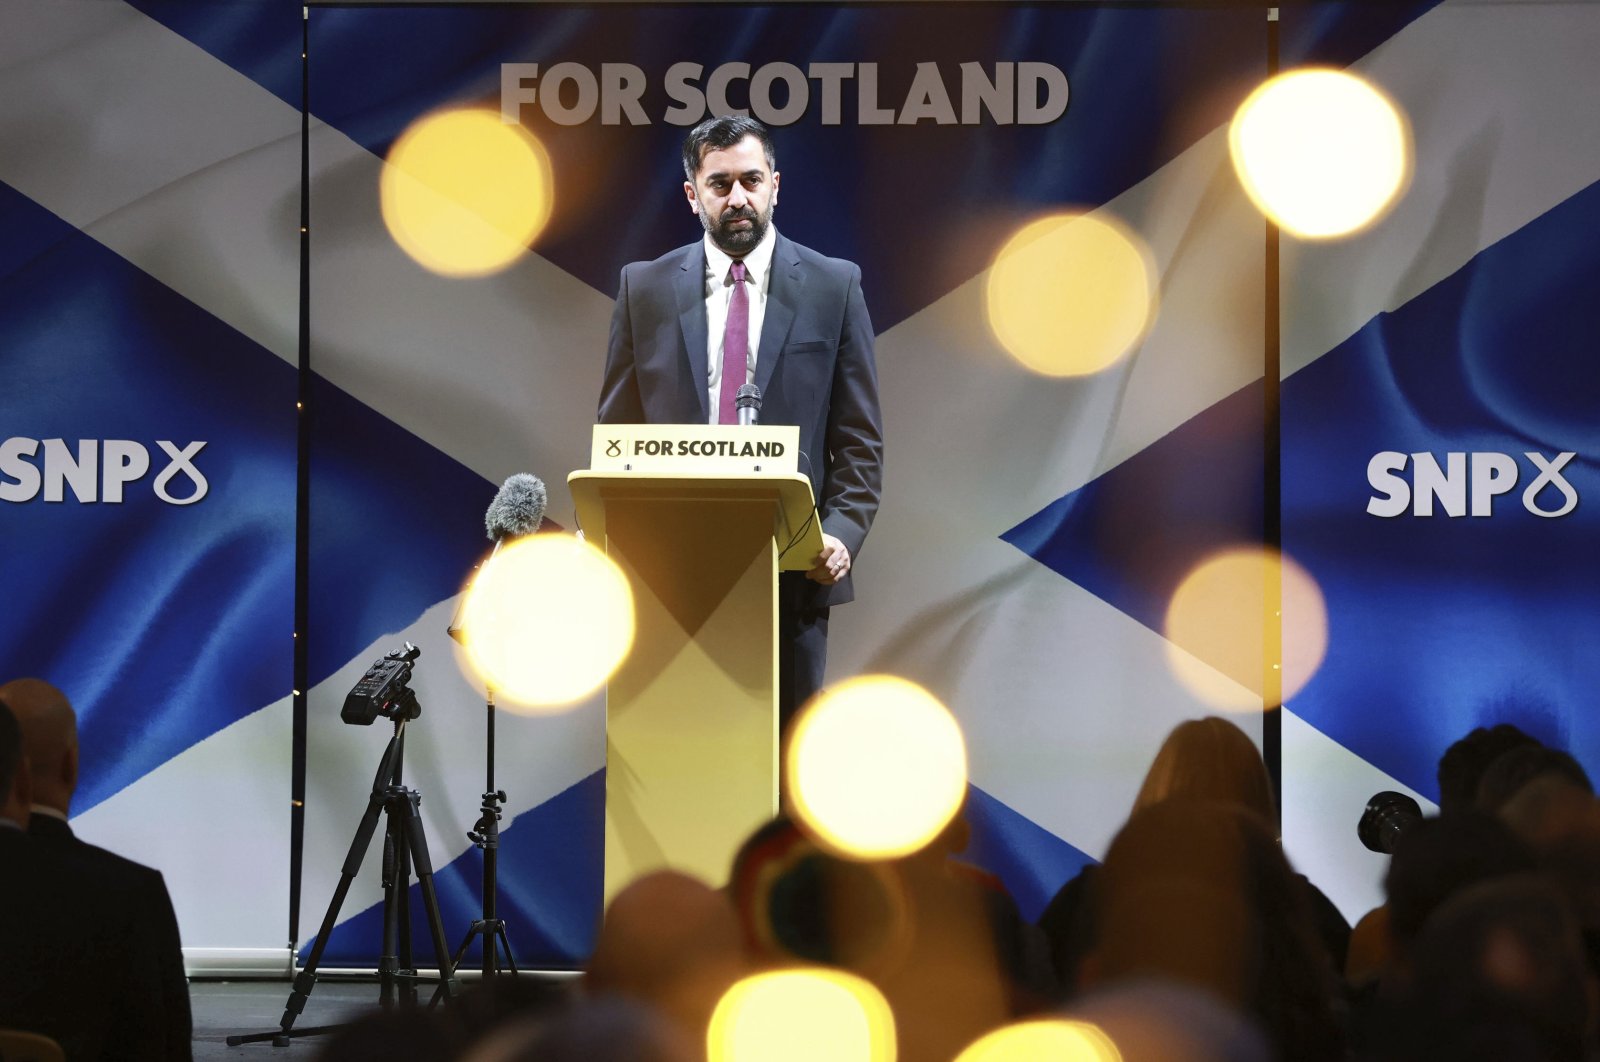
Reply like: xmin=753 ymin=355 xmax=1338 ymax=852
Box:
xmin=439 ymin=489 xmax=544 ymax=992
xmin=437 ymin=677 xmax=519 ymax=994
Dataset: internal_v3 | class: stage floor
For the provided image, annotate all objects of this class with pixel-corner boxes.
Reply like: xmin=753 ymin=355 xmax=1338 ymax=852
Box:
xmin=193 ymin=980 xmax=379 ymax=1060
xmin=191 ymin=975 xmax=575 ymax=1061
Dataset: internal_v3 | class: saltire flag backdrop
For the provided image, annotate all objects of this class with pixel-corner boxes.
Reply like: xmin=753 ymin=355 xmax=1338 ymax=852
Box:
xmin=3 ymin=0 xmax=1597 ymax=977
xmin=0 ymin=0 xmax=302 ymax=972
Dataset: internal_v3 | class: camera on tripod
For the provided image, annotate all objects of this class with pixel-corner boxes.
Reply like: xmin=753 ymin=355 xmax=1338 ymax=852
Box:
xmin=342 ymin=643 xmax=423 ymax=726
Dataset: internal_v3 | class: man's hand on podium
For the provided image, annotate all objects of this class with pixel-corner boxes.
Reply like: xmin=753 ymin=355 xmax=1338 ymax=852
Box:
xmin=807 ymin=533 xmax=851 ymax=585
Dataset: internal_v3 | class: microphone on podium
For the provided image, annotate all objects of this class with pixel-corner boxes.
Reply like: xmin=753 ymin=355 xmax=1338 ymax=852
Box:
xmin=449 ymin=473 xmax=547 ymax=642
xmin=736 ymin=383 xmax=762 ymax=427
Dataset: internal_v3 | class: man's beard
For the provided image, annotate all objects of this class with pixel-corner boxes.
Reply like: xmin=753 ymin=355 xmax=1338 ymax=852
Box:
xmin=702 ymin=201 xmax=772 ymax=256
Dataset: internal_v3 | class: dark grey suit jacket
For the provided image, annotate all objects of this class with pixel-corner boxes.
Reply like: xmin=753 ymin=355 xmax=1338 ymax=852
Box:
xmin=598 ymin=233 xmax=883 ymax=607
xmin=28 ymin=813 xmax=193 ymax=1061
xmin=0 ymin=825 xmax=174 ymax=1062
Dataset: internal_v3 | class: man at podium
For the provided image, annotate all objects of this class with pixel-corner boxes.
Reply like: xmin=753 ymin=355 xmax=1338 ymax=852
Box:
xmin=598 ymin=114 xmax=883 ymax=729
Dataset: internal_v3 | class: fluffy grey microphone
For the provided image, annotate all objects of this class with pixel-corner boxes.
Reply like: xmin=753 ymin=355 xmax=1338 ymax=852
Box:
xmin=451 ymin=473 xmax=546 ymax=643
xmin=484 ymin=473 xmax=547 ymax=541
xmin=735 ymin=383 xmax=762 ymax=427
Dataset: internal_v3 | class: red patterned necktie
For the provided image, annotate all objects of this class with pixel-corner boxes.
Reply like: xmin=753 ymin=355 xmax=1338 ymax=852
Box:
xmin=719 ymin=259 xmax=749 ymax=424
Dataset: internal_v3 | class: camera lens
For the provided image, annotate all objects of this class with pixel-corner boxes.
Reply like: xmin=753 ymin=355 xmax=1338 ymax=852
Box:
xmin=1358 ymin=790 xmax=1424 ymax=854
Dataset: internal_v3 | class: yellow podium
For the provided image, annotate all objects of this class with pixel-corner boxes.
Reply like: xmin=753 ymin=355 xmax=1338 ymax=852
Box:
xmin=570 ymin=424 xmax=823 ymax=901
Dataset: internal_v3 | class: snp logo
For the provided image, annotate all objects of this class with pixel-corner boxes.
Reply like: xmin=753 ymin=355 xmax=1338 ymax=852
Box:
xmin=1367 ymin=451 xmax=1578 ymax=518
xmin=0 ymin=438 xmax=209 ymax=505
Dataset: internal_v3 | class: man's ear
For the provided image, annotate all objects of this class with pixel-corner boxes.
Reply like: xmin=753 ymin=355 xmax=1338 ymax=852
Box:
xmin=771 ymin=170 xmax=779 ymax=205
xmin=684 ymin=181 xmax=699 ymax=214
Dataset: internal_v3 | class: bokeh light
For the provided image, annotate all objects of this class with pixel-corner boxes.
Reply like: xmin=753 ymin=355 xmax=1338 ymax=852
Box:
xmin=1229 ymin=68 xmax=1410 ymax=239
xmin=458 ymin=534 xmax=634 ymax=710
xmin=786 ymin=676 xmax=967 ymax=861
xmin=985 ymin=211 xmax=1157 ymax=377
xmin=380 ymin=107 xmax=553 ymax=276
xmin=955 ymin=1020 xmax=1121 ymax=1062
xmin=708 ymin=968 xmax=896 ymax=1062
xmin=1163 ymin=548 xmax=1328 ymax=713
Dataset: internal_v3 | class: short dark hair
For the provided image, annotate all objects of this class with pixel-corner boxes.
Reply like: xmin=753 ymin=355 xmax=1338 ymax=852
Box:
xmin=1384 ymin=809 xmax=1535 ymax=947
xmin=681 ymin=115 xmax=776 ymax=182
xmin=0 ymin=698 xmax=20 ymax=798
xmin=1406 ymin=876 xmax=1591 ymax=1062
xmin=1477 ymin=745 xmax=1593 ymax=812
xmin=1437 ymin=723 xmax=1541 ymax=815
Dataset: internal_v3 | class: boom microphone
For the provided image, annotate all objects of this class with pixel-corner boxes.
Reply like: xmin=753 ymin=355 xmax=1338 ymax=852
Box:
xmin=450 ymin=473 xmax=548 ymax=642
xmin=484 ymin=473 xmax=547 ymax=541
xmin=736 ymin=383 xmax=762 ymax=427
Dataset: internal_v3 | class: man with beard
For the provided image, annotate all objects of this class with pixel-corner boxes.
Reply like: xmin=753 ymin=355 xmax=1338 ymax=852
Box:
xmin=598 ymin=114 xmax=882 ymax=730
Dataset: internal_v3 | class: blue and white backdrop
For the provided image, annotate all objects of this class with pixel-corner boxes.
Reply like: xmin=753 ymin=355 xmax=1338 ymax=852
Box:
xmin=2 ymin=0 xmax=1597 ymax=972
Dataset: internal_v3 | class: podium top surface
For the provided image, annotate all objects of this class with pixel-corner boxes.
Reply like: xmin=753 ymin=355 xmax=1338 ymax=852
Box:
xmin=568 ymin=469 xmax=824 ymax=571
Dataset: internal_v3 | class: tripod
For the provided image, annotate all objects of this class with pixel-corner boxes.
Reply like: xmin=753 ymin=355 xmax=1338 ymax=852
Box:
xmin=434 ymin=686 xmax=518 ymax=1001
xmin=229 ymin=706 xmax=461 ymax=1047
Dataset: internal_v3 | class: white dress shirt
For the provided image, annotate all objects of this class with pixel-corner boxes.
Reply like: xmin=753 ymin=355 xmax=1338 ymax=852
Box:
xmin=703 ymin=224 xmax=777 ymax=424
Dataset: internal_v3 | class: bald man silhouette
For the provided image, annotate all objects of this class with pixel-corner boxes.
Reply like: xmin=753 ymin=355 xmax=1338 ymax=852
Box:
xmin=1 ymin=678 xmax=192 ymax=1061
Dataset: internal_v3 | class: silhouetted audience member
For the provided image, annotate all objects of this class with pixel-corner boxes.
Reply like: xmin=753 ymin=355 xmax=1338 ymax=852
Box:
xmin=1497 ymin=776 xmax=1600 ymax=982
xmin=1350 ymin=722 xmax=1558 ymax=989
xmin=1476 ymin=743 xmax=1593 ymax=813
xmin=436 ymin=973 xmax=572 ymax=1054
xmin=1382 ymin=809 xmax=1536 ymax=956
xmin=586 ymin=870 xmax=746 ymax=1046
xmin=457 ymin=997 xmax=695 ymax=1062
xmin=728 ymin=815 xmax=904 ymax=970
xmin=1346 ymin=808 xmax=1540 ymax=1056
xmin=893 ymin=809 xmax=1055 ymax=1009
xmin=1436 ymin=722 xmax=1541 ymax=816
xmin=1131 ymin=716 xmax=1277 ymax=816
xmin=1501 ymin=774 xmax=1600 ymax=852
xmin=305 ymin=972 xmax=574 ymax=1062
xmin=0 ymin=699 xmax=170 ymax=1062
xmin=1365 ymin=876 xmax=1597 ymax=1062
xmin=1067 ymin=980 xmax=1270 ymax=1062
xmin=893 ymin=820 xmax=1057 ymax=1029
xmin=1344 ymin=905 xmax=1394 ymax=989
xmin=1082 ymin=801 xmax=1345 ymax=1062
xmin=0 ymin=677 xmax=192 ymax=1060
xmin=310 ymin=1006 xmax=458 ymax=1062
xmin=727 ymin=814 xmax=1015 ymax=1062
xmin=1040 ymin=717 xmax=1348 ymax=994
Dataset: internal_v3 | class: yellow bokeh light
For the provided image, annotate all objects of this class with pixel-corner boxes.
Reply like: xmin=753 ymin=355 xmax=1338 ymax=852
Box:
xmin=1229 ymin=68 xmax=1410 ymax=239
xmin=955 ymin=1020 xmax=1121 ymax=1062
xmin=380 ymin=107 xmax=553 ymax=276
xmin=1163 ymin=548 xmax=1328 ymax=713
xmin=985 ymin=211 xmax=1157 ymax=377
xmin=458 ymin=534 xmax=634 ymax=710
xmin=786 ymin=676 xmax=967 ymax=861
xmin=708 ymin=968 xmax=896 ymax=1062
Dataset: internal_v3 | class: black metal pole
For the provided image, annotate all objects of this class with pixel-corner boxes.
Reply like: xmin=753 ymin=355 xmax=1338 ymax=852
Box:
xmin=288 ymin=0 xmax=312 ymax=962
xmin=483 ymin=687 xmax=498 ymax=979
xmin=432 ymin=684 xmax=518 ymax=1007
xmin=1263 ymin=4 xmax=1285 ymax=823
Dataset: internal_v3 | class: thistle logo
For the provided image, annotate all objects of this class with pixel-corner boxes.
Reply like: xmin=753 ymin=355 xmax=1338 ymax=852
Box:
xmin=1367 ymin=451 xmax=1578 ymax=518
xmin=0 ymin=438 xmax=209 ymax=505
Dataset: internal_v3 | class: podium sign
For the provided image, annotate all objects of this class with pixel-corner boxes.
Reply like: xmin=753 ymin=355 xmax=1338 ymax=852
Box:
xmin=571 ymin=425 xmax=821 ymax=903
xmin=589 ymin=423 xmax=799 ymax=474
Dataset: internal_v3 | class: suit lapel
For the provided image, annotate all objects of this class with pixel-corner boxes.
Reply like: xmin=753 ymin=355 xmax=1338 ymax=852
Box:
xmin=675 ymin=242 xmax=710 ymax=422
xmin=755 ymin=235 xmax=803 ymax=398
